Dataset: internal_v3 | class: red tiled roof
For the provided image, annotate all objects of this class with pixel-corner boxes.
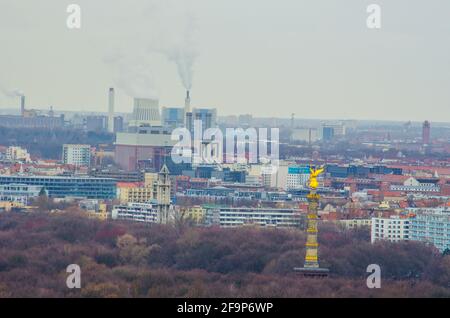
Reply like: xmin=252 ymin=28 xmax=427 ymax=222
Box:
xmin=117 ymin=182 xmax=143 ymax=188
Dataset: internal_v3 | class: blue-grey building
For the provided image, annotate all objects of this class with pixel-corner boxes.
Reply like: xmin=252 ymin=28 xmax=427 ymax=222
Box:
xmin=408 ymin=207 xmax=450 ymax=253
xmin=162 ymin=107 xmax=185 ymax=130
xmin=0 ymin=175 xmax=116 ymax=199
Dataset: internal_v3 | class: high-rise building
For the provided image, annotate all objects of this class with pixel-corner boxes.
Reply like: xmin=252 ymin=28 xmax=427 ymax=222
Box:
xmin=113 ymin=116 xmax=124 ymax=133
xmin=422 ymin=120 xmax=431 ymax=145
xmin=162 ymin=107 xmax=185 ymax=130
xmin=186 ymin=108 xmax=217 ymax=135
xmin=286 ymin=165 xmax=310 ymax=190
xmin=322 ymin=126 xmax=334 ymax=141
xmin=86 ymin=115 xmax=107 ymax=132
xmin=409 ymin=207 xmax=450 ymax=253
xmin=321 ymin=122 xmax=346 ymax=141
xmin=62 ymin=144 xmax=91 ymax=167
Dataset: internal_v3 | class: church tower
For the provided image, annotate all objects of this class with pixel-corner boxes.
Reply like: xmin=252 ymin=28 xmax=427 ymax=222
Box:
xmin=156 ymin=164 xmax=171 ymax=224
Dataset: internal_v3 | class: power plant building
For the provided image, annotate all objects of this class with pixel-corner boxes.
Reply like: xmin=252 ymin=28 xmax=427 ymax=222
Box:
xmin=129 ymin=98 xmax=161 ymax=128
xmin=115 ymin=128 xmax=175 ymax=171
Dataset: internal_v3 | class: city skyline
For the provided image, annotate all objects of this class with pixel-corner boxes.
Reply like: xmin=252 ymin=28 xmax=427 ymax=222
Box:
xmin=0 ymin=0 xmax=449 ymax=122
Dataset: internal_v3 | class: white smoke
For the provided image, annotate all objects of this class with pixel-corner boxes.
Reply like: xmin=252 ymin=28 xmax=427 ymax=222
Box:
xmin=105 ymin=52 xmax=159 ymax=100
xmin=0 ymin=87 xmax=24 ymax=98
xmin=141 ymin=0 xmax=199 ymax=91
xmin=104 ymin=0 xmax=199 ymax=98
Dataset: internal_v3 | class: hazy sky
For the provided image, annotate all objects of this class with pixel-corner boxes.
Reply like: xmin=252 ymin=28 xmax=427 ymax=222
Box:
xmin=0 ymin=0 xmax=449 ymax=122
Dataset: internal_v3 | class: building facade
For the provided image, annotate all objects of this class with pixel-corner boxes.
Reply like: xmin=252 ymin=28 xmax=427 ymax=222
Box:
xmin=0 ymin=175 xmax=116 ymax=199
xmin=6 ymin=146 xmax=31 ymax=163
xmin=286 ymin=165 xmax=310 ymax=190
xmin=205 ymin=206 xmax=303 ymax=228
xmin=371 ymin=215 xmax=410 ymax=243
xmin=409 ymin=207 xmax=450 ymax=253
xmin=62 ymin=144 xmax=91 ymax=167
xmin=0 ymin=183 xmax=45 ymax=205
xmin=112 ymin=203 xmax=158 ymax=223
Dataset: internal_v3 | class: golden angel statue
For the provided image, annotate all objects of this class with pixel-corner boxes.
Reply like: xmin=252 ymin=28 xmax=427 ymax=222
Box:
xmin=309 ymin=166 xmax=324 ymax=189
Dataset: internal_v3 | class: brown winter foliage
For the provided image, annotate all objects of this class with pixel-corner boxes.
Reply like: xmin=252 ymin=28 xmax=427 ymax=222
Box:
xmin=0 ymin=211 xmax=449 ymax=298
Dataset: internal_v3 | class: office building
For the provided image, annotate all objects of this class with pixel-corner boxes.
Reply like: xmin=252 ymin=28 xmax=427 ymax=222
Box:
xmin=86 ymin=115 xmax=107 ymax=132
xmin=0 ymin=184 xmax=45 ymax=205
xmin=0 ymin=175 xmax=116 ymax=199
xmin=186 ymin=108 xmax=217 ymax=135
xmin=291 ymin=128 xmax=319 ymax=143
xmin=286 ymin=165 xmax=310 ymax=190
xmin=162 ymin=107 xmax=185 ymax=130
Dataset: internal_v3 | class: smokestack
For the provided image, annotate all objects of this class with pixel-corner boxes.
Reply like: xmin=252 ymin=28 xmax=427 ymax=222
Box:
xmin=20 ymin=95 xmax=25 ymax=116
xmin=185 ymin=90 xmax=191 ymax=113
xmin=108 ymin=88 xmax=115 ymax=133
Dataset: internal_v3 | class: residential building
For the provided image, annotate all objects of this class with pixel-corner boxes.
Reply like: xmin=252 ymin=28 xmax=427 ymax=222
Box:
xmin=119 ymin=185 xmax=154 ymax=204
xmin=205 ymin=206 xmax=303 ymax=228
xmin=409 ymin=207 xmax=450 ymax=253
xmin=6 ymin=146 xmax=31 ymax=163
xmin=337 ymin=218 xmax=372 ymax=230
xmin=112 ymin=203 xmax=159 ymax=223
xmin=62 ymin=144 xmax=91 ymax=167
xmin=371 ymin=215 xmax=410 ymax=243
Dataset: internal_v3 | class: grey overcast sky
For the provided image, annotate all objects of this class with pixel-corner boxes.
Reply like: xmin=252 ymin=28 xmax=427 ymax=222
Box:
xmin=0 ymin=0 xmax=449 ymax=122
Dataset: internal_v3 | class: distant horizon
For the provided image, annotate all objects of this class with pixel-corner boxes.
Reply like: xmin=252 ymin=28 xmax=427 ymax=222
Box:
xmin=1 ymin=106 xmax=449 ymax=127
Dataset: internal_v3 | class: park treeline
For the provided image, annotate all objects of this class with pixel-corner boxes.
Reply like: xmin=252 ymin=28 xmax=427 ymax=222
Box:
xmin=0 ymin=212 xmax=449 ymax=297
xmin=0 ymin=127 xmax=113 ymax=159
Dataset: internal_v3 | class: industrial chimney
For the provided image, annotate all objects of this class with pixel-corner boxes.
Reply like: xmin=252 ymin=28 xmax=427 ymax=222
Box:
xmin=184 ymin=90 xmax=192 ymax=129
xmin=108 ymin=88 xmax=115 ymax=133
xmin=185 ymin=90 xmax=191 ymax=113
xmin=20 ymin=95 xmax=25 ymax=117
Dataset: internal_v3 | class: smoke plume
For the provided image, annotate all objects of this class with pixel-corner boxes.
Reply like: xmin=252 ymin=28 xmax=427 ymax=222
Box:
xmin=147 ymin=0 xmax=198 ymax=90
xmin=104 ymin=52 xmax=158 ymax=100
xmin=0 ymin=87 xmax=24 ymax=98
xmin=103 ymin=0 xmax=198 ymax=98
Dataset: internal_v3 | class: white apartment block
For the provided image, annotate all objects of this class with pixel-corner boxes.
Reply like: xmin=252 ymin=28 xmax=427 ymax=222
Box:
xmin=206 ymin=206 xmax=302 ymax=228
xmin=62 ymin=144 xmax=91 ymax=167
xmin=371 ymin=216 xmax=410 ymax=243
xmin=112 ymin=203 xmax=158 ymax=223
